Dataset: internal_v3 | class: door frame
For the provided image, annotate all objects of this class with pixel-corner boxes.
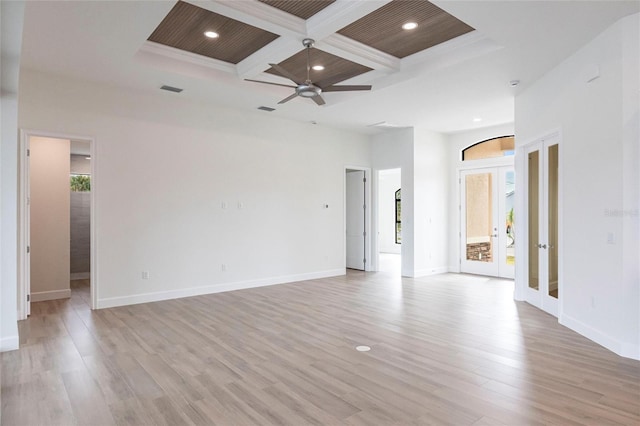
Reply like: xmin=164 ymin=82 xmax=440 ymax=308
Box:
xmin=344 ymin=166 xmax=372 ymax=272
xmin=459 ymin=166 xmax=515 ymax=278
xmin=373 ymin=168 xmax=402 ymax=274
xmin=518 ymin=130 xmax=563 ymax=317
xmin=18 ymin=129 xmax=98 ymax=318
xmin=456 ymin=155 xmax=514 ymax=277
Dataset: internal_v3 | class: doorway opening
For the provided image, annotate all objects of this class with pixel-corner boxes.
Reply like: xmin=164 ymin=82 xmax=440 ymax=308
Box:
xmin=18 ymin=131 xmax=96 ymax=319
xmin=69 ymin=141 xmax=92 ymax=309
xmin=377 ymin=168 xmax=401 ymax=275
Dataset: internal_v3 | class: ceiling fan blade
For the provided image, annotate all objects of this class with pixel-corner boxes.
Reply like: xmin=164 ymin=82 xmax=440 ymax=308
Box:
xmin=269 ymin=63 xmax=302 ymax=85
xmin=244 ymin=79 xmax=296 ymax=89
xmin=312 ymin=95 xmax=326 ymax=106
xmin=323 ymin=85 xmax=372 ymax=92
xmin=278 ymin=92 xmax=299 ymax=104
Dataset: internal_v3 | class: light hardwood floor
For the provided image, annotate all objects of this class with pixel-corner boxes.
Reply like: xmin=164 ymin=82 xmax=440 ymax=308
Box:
xmin=2 ymin=273 xmax=639 ymax=425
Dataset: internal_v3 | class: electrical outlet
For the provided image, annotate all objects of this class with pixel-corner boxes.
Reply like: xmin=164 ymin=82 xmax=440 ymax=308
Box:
xmin=142 ymin=271 xmax=149 ymax=280
xmin=221 ymin=264 xmax=226 ymax=272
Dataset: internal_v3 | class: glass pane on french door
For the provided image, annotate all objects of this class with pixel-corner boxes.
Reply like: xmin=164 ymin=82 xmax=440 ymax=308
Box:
xmin=528 ymin=150 xmax=540 ymax=290
xmin=548 ymin=144 xmax=559 ymax=298
xmin=505 ymin=170 xmax=515 ymax=267
xmin=465 ymin=172 xmax=494 ymax=264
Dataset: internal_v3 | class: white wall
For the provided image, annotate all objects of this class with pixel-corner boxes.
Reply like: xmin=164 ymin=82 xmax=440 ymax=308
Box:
xmin=378 ymin=169 xmax=401 ymax=254
xmin=30 ymin=137 xmax=71 ymax=301
xmin=18 ymin=69 xmax=372 ymax=308
xmin=446 ymin=123 xmax=515 ymax=272
xmin=1 ymin=0 xmax=25 ymax=353
xmin=414 ymin=127 xmax=449 ymax=276
xmin=371 ymin=128 xmax=414 ymax=276
xmin=371 ymin=126 xmax=450 ymax=277
xmin=515 ymin=13 xmax=639 ymax=359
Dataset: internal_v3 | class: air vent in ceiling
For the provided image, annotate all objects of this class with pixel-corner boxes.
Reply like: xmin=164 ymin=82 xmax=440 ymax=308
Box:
xmin=367 ymin=121 xmax=406 ymax=128
xmin=160 ymin=85 xmax=183 ymax=93
xmin=258 ymin=106 xmax=276 ymax=112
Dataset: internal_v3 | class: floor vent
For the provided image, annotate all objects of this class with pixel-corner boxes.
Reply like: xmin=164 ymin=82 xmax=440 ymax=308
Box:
xmin=258 ymin=106 xmax=276 ymax=112
xmin=160 ymin=85 xmax=183 ymax=93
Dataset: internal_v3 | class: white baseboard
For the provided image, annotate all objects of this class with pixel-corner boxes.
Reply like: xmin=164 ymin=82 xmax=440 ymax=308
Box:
xmin=97 ymin=268 xmax=346 ymax=309
xmin=0 ymin=335 xmax=19 ymax=352
xmin=560 ymin=313 xmax=640 ymax=361
xmin=411 ymin=266 xmax=449 ymax=278
xmin=71 ymin=272 xmax=90 ymax=280
xmin=31 ymin=289 xmax=71 ymax=302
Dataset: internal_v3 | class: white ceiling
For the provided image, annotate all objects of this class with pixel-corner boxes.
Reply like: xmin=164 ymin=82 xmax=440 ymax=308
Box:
xmin=19 ymin=1 xmax=639 ymax=135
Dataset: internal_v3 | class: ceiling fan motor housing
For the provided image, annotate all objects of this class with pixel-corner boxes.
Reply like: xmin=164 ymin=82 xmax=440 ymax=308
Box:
xmin=296 ymin=83 xmax=321 ymax=98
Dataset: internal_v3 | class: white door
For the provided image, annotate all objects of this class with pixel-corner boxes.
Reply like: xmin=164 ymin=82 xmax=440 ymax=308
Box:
xmin=346 ymin=170 xmax=365 ymax=270
xmin=25 ymin=141 xmax=32 ymax=316
xmin=524 ymin=136 xmax=560 ymax=316
xmin=460 ymin=167 xmax=515 ymax=278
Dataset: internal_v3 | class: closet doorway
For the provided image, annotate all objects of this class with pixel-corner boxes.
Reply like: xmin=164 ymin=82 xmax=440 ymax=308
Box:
xmin=18 ymin=131 xmax=97 ymax=319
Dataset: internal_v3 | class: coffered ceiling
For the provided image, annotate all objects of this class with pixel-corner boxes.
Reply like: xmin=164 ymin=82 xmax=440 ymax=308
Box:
xmin=144 ymin=0 xmax=479 ymax=98
xmin=148 ymin=1 xmax=279 ymax=65
xmin=337 ymin=0 xmax=474 ymax=58
xmin=19 ymin=1 xmax=640 ymax=134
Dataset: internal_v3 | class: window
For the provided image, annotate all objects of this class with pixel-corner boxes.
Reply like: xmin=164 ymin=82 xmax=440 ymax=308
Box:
xmin=70 ymin=174 xmax=91 ymax=192
xmin=462 ymin=135 xmax=515 ymax=161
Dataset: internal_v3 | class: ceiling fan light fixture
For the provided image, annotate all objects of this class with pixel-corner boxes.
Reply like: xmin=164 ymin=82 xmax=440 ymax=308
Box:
xmin=296 ymin=84 xmax=322 ymax=98
xmin=204 ymin=31 xmax=219 ymax=39
xmin=312 ymin=65 xmax=325 ymax=71
xmin=402 ymin=22 xmax=418 ymax=30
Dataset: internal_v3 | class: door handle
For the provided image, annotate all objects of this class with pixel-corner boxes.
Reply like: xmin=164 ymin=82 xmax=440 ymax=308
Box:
xmin=537 ymin=243 xmax=547 ymax=249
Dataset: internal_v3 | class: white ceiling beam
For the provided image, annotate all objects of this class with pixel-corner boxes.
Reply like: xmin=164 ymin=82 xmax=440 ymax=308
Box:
xmin=236 ymin=37 xmax=304 ymax=79
xmin=137 ymin=41 xmax=236 ymax=75
xmin=318 ymin=34 xmax=400 ymax=74
xmin=192 ymin=0 xmax=306 ymax=38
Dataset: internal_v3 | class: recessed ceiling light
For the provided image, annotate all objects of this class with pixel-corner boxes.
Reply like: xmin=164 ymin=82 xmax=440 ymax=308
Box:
xmin=402 ymin=22 xmax=418 ymax=30
xmin=356 ymin=345 xmax=371 ymax=352
xmin=473 ymin=117 xmax=482 ymax=122
xmin=85 ymin=157 xmax=91 ymax=160
xmin=312 ymin=65 xmax=324 ymax=71
xmin=204 ymin=31 xmax=219 ymax=39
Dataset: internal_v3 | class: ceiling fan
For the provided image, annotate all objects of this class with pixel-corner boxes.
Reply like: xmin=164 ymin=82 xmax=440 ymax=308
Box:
xmin=245 ymin=38 xmax=372 ymax=106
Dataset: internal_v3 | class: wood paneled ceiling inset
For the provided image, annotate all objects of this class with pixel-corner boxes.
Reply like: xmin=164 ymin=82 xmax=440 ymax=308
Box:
xmin=257 ymin=0 xmax=336 ymax=20
xmin=148 ymin=1 xmax=279 ymax=64
xmin=338 ymin=0 xmax=475 ymax=59
xmin=265 ymin=48 xmax=372 ymax=88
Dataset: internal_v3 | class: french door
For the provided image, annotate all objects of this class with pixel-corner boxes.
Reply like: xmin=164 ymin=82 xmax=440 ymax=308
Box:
xmin=524 ymin=135 xmax=560 ymax=316
xmin=460 ymin=166 xmax=515 ymax=278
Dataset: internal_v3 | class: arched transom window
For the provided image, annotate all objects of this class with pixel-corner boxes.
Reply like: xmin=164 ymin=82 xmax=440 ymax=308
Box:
xmin=462 ymin=135 xmax=515 ymax=161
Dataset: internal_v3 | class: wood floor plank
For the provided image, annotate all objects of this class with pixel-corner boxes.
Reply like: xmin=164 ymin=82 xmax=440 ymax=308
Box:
xmin=2 ymin=273 xmax=639 ymax=425
xmin=61 ymin=368 xmax=116 ymax=425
